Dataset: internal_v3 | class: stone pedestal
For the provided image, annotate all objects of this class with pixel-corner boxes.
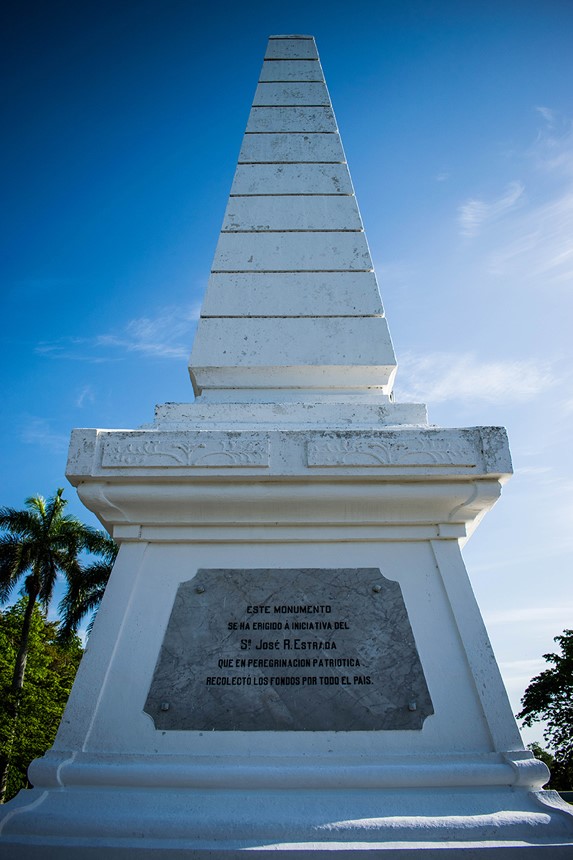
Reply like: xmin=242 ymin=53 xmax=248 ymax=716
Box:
xmin=2 ymin=404 xmax=573 ymax=856
xmin=1 ymin=33 xmax=572 ymax=858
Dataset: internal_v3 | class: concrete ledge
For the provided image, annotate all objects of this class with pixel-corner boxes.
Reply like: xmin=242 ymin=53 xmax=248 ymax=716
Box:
xmin=67 ymin=427 xmax=511 ymax=482
xmin=2 ymin=784 xmax=572 ymax=859
xmin=28 ymin=750 xmax=546 ymax=790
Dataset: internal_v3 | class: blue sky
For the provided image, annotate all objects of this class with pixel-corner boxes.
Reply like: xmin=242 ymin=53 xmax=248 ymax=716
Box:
xmin=2 ymin=0 xmax=573 ymax=745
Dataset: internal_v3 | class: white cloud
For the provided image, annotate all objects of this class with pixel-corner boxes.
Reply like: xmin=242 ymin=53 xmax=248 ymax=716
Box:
xmin=376 ymin=261 xmax=417 ymax=283
xmin=532 ymin=109 xmax=573 ymax=176
xmin=498 ymin=658 xmax=547 ymax=683
xmin=36 ymin=302 xmax=202 ymax=363
xmin=21 ymin=418 xmax=69 ymax=454
xmin=485 ymin=606 xmax=573 ymax=626
xmin=95 ymin=302 xmax=202 ymax=359
xmin=35 ymin=339 xmax=119 ymax=363
xmin=513 ymin=466 xmax=552 ymax=478
xmin=458 ymin=181 xmax=525 ymax=238
xmin=395 ymin=351 xmax=554 ymax=404
xmin=498 ymin=659 xmax=548 ymax=715
xmin=75 ymin=385 xmax=95 ymax=408
xmin=457 ymin=109 xmax=573 ymax=285
xmin=535 ymin=106 xmax=556 ymax=127
xmin=487 ymin=192 xmax=573 ymax=284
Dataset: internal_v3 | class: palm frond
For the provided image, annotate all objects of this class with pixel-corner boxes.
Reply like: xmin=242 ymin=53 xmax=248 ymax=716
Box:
xmin=2 ymin=489 xmax=117 ymax=641
xmin=58 ymin=553 xmax=116 ymax=641
xmin=0 ymin=508 xmax=41 ymax=539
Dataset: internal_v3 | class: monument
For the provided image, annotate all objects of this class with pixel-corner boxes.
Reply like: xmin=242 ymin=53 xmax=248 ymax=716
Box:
xmin=1 ymin=34 xmax=572 ymax=858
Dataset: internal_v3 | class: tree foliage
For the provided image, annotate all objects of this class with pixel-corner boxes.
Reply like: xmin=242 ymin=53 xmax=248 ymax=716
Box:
xmin=0 ymin=599 xmax=82 ymax=802
xmin=0 ymin=488 xmax=110 ymax=614
xmin=0 ymin=489 xmax=114 ymax=801
xmin=58 ymin=535 xmax=118 ymax=642
xmin=518 ymin=629 xmax=573 ymax=790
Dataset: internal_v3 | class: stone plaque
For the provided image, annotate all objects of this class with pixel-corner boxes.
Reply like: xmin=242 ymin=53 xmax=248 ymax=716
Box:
xmin=144 ymin=568 xmax=433 ymax=731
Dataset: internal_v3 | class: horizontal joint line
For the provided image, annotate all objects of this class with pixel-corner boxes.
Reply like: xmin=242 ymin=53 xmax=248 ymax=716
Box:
xmin=208 ymin=271 xmax=376 ymax=276
xmin=220 ymin=229 xmax=363 ymax=234
xmin=229 ymin=194 xmax=353 ymax=198
xmin=201 ymin=314 xmax=384 ymax=319
xmin=252 ymin=104 xmax=332 ymax=108
xmin=244 ymin=131 xmax=337 ymax=136
xmin=210 ymin=269 xmax=374 ymax=274
xmin=238 ymin=161 xmax=344 ymax=165
xmin=259 ymin=80 xmax=325 ymax=84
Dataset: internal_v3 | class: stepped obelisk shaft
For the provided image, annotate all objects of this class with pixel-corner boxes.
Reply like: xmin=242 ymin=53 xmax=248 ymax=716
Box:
xmin=190 ymin=35 xmax=396 ymax=401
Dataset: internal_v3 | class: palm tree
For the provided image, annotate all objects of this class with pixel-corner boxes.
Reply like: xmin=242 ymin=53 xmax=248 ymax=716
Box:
xmin=0 ymin=488 xmax=112 ymax=802
xmin=58 ymin=535 xmax=118 ymax=642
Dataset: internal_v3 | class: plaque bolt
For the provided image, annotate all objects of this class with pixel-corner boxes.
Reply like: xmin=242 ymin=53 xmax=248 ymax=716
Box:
xmin=408 ymin=701 xmax=417 ymax=712
xmin=372 ymin=584 xmax=382 ymax=593
xmin=196 ymin=585 xmax=205 ymax=594
xmin=160 ymin=702 xmax=170 ymax=712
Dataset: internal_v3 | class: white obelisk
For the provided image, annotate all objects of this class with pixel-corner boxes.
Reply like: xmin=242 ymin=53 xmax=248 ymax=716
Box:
xmin=1 ymin=35 xmax=572 ymax=859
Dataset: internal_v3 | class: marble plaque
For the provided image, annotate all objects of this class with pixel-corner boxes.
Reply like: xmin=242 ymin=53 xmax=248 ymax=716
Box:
xmin=144 ymin=568 xmax=433 ymax=731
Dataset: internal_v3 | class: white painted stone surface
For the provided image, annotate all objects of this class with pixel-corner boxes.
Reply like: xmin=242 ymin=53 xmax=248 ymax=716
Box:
xmin=221 ymin=195 xmax=363 ymax=231
xmin=239 ymin=131 xmax=345 ymax=163
xmin=264 ymin=36 xmax=318 ymax=60
xmin=152 ymin=400 xmax=427 ymax=427
xmin=4 ymin=455 xmax=572 ymax=855
xmin=4 ymin=785 xmax=573 ymax=858
xmin=212 ymin=231 xmax=372 ymax=271
xmin=31 ymin=539 xmax=511 ymax=757
xmin=199 ymin=30 xmax=385 ymax=398
xmin=66 ymin=426 xmax=511 ymax=484
xmin=253 ymin=81 xmax=330 ymax=106
xmin=190 ymin=316 xmax=396 ymax=395
xmin=200 ymin=272 xmax=384 ymax=317
xmin=198 ymin=30 xmax=381 ymax=397
xmin=246 ymin=105 xmax=337 ymax=132
xmin=230 ymin=162 xmax=352 ymax=195
xmin=259 ymin=59 xmax=324 ymax=82
xmin=3 ymin=34 xmax=572 ymax=858
xmin=190 ymin=366 xmax=397 ymax=398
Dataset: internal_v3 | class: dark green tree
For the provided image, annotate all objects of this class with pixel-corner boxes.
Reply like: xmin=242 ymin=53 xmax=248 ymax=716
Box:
xmin=0 ymin=489 xmax=111 ymax=802
xmin=518 ymin=629 xmax=573 ymax=791
xmin=0 ymin=599 xmax=82 ymax=802
xmin=58 ymin=535 xmax=118 ymax=641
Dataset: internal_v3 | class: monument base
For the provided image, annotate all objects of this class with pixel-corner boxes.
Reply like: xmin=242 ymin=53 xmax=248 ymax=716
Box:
xmin=2 ymin=410 xmax=572 ymax=856
xmin=2 ymin=776 xmax=573 ymax=858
